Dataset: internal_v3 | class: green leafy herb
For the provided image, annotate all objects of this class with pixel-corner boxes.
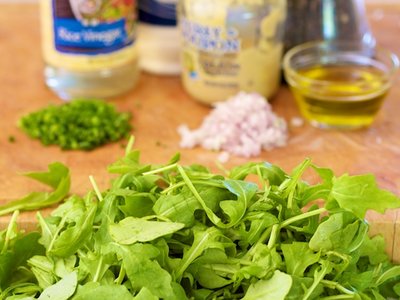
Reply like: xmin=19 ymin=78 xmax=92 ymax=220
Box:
xmin=37 ymin=271 xmax=77 ymax=300
xmin=330 ymin=174 xmax=400 ymax=219
xmin=109 ymin=217 xmax=185 ymax=245
xmin=242 ymin=270 xmax=292 ymax=300
xmin=73 ymin=282 xmax=135 ymax=300
xmin=281 ymin=242 xmax=320 ymax=277
xmin=0 ymin=211 xmax=45 ymax=293
xmin=1 ymin=143 xmax=399 ymax=299
xmin=0 ymin=162 xmax=70 ymax=216
xmin=18 ymin=99 xmax=132 ymax=150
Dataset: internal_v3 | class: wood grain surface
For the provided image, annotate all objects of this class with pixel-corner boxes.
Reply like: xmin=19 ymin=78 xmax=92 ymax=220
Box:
xmin=0 ymin=3 xmax=399 ymax=261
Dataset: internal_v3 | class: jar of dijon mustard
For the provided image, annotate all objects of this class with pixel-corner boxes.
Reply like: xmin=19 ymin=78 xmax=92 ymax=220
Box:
xmin=178 ymin=0 xmax=287 ymax=104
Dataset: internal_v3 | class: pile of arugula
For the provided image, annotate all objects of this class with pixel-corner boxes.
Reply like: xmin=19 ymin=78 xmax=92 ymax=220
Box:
xmin=1 ymin=140 xmax=400 ymax=299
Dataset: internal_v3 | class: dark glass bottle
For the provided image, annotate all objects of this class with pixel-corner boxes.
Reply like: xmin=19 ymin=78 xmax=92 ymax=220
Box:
xmin=284 ymin=0 xmax=375 ymax=52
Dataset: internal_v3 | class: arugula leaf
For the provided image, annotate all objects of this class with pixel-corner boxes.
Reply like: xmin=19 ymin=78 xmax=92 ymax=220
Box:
xmin=281 ymin=242 xmax=320 ymax=277
xmin=242 ymin=270 xmax=292 ymax=300
xmin=238 ymin=212 xmax=278 ymax=248
xmin=27 ymin=255 xmax=55 ymax=288
xmin=167 ymin=282 xmax=189 ymax=300
xmin=358 ymin=235 xmax=389 ymax=265
xmin=189 ymin=264 xmax=234 ymax=289
xmin=239 ymin=244 xmax=281 ymax=280
xmin=0 ymin=232 xmax=45 ymax=289
xmin=0 ymin=162 xmax=70 ymax=216
xmin=153 ymin=193 xmax=198 ymax=226
xmin=24 ymin=163 xmax=69 ymax=189
xmin=174 ymin=227 xmax=226 ymax=281
xmin=0 ymin=252 xmax=14 ymax=289
xmin=330 ymin=174 xmax=400 ymax=219
xmin=93 ymin=193 xmax=120 ymax=251
xmin=229 ymin=162 xmax=287 ymax=186
xmin=302 ymin=260 xmax=332 ymax=300
xmin=73 ymin=282 xmax=134 ymax=300
xmin=343 ymin=270 xmax=375 ymax=292
xmin=109 ymin=217 xmax=185 ymax=245
xmin=112 ymin=173 xmax=159 ymax=192
xmin=1 ymin=149 xmax=400 ymax=299
xmin=54 ymin=256 xmax=76 ymax=278
xmin=77 ymin=250 xmax=115 ymax=283
xmin=49 ymin=201 xmax=97 ymax=257
xmin=153 ymin=186 xmax=230 ymax=227
xmin=285 ymin=276 xmax=324 ymax=300
xmin=371 ymin=289 xmax=387 ymax=299
xmin=394 ymin=282 xmax=400 ymax=295
xmin=120 ymin=244 xmax=175 ymax=298
xmin=133 ymin=287 xmax=158 ymax=300
xmin=0 ymin=283 xmax=41 ymax=300
xmin=309 ymin=212 xmax=363 ymax=252
xmin=117 ymin=192 xmax=155 ymax=218
xmin=281 ymin=159 xmax=312 ymax=211
xmin=38 ymin=271 xmax=77 ymax=300
xmin=36 ymin=213 xmax=59 ymax=250
xmin=300 ymin=166 xmax=334 ymax=206
xmin=375 ymin=266 xmax=400 ymax=286
xmin=108 ymin=150 xmax=151 ymax=174
xmin=219 ymin=180 xmax=258 ymax=227
xmin=187 ymin=249 xmax=235 ymax=289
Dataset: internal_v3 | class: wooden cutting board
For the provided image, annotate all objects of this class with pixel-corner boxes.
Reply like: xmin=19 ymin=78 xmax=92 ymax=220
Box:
xmin=0 ymin=3 xmax=399 ymax=262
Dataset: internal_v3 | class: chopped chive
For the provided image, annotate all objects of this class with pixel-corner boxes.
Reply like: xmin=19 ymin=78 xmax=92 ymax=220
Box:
xmin=18 ymin=99 xmax=132 ymax=150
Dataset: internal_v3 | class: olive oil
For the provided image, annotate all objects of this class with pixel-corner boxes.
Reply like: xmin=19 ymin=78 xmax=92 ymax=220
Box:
xmin=290 ymin=64 xmax=390 ymax=129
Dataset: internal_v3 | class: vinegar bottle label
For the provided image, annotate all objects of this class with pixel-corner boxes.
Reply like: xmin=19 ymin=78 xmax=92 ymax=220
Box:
xmin=41 ymin=0 xmax=138 ymax=71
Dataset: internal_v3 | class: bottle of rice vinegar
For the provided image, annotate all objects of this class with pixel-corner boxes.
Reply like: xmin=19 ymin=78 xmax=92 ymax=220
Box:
xmin=40 ymin=0 xmax=140 ymax=100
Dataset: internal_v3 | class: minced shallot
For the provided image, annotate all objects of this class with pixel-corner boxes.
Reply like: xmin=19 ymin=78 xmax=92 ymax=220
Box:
xmin=178 ymin=92 xmax=288 ymax=159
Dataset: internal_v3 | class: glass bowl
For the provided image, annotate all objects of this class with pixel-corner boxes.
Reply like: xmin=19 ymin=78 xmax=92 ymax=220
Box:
xmin=283 ymin=41 xmax=399 ymax=129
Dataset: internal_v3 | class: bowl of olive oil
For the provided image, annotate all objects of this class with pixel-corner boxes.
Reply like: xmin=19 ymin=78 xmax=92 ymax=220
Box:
xmin=283 ymin=41 xmax=399 ymax=129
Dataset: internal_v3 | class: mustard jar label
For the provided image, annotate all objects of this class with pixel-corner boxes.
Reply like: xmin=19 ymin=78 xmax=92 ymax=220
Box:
xmin=180 ymin=0 xmax=287 ymax=104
